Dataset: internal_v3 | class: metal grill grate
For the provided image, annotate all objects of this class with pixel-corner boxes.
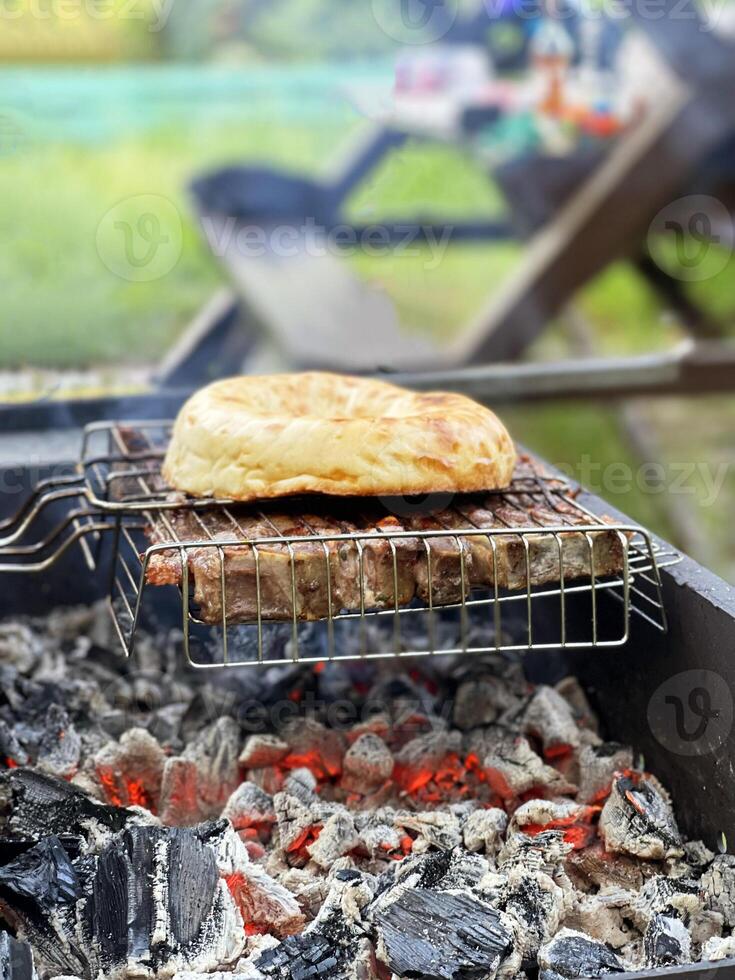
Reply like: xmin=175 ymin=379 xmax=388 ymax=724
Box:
xmin=0 ymin=420 xmax=682 ymax=668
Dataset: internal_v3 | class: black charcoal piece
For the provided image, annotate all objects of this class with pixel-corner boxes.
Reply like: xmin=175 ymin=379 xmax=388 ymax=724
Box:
xmin=82 ymin=822 xmax=223 ymax=973
xmin=168 ymin=827 xmax=219 ymax=948
xmin=644 ymin=914 xmax=692 ymax=967
xmin=373 ymin=888 xmax=512 ymax=980
xmin=0 ymin=722 xmax=28 ymax=769
xmin=0 ymin=932 xmax=35 ymax=980
xmin=36 ymin=705 xmax=81 ymax=778
xmin=257 ymin=932 xmax=345 ymax=980
xmin=538 ymin=930 xmax=626 ymax=980
xmin=0 ymin=837 xmax=79 ymax=906
xmin=0 ymin=769 xmax=129 ymax=841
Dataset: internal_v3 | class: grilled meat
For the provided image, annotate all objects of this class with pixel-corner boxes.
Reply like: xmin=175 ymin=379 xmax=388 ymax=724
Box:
xmin=144 ymin=485 xmax=625 ymax=625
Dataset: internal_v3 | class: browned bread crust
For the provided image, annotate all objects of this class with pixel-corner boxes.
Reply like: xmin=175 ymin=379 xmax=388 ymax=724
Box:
xmin=162 ymin=372 xmax=517 ymax=502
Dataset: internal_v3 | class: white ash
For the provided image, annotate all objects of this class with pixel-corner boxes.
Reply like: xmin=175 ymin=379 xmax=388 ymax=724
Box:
xmin=702 ymin=935 xmax=735 ymax=962
xmin=702 ymin=854 xmax=735 ymax=928
xmin=463 ymin=808 xmax=508 ymax=856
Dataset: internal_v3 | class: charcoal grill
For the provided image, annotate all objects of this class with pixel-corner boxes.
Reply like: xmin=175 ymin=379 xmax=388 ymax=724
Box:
xmin=0 ymin=419 xmax=679 ymax=669
xmin=0 ymin=392 xmax=734 ymax=980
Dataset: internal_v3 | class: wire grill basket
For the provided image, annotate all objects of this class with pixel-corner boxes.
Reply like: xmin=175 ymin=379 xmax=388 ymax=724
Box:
xmin=0 ymin=421 xmax=682 ymax=668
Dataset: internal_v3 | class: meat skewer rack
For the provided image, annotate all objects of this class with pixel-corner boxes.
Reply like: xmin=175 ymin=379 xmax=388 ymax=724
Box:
xmin=0 ymin=420 xmax=681 ymax=668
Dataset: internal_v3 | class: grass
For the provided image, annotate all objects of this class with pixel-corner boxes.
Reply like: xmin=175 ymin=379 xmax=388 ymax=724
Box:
xmin=0 ymin=119 xmax=341 ymax=366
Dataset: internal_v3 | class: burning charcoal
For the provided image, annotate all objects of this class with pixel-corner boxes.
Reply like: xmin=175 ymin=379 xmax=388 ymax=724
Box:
xmin=498 ymin=831 xmax=572 ymax=877
xmin=599 ymin=772 xmax=683 ymax=860
xmin=283 ymin=768 xmax=318 ymax=805
xmin=222 ymin=783 xmax=275 ymax=833
xmin=257 ymin=871 xmax=373 ymax=979
xmin=307 ymin=811 xmax=360 ymax=870
xmin=199 ymin=820 xmax=306 ymax=938
xmin=225 ymin=857 xmax=305 ymax=938
xmin=509 ymin=800 xmax=598 ymax=851
xmin=576 ymin=744 xmax=634 ymax=804
xmin=567 ymin=841 xmax=647 ymax=893
xmin=643 ymin=913 xmax=691 ymax=967
xmin=372 ymin=888 xmax=513 ymax=980
xmin=393 ymin=730 xmax=466 ymax=800
xmin=342 ymin=734 xmax=393 ymax=792
xmin=475 ymin=734 xmax=576 ymax=803
xmin=394 ymin=811 xmax=462 ymax=852
xmin=159 ymin=756 xmax=202 ymax=827
xmin=0 ymin=768 xmax=130 ymax=842
xmin=273 ymin=793 xmax=322 ymax=866
xmin=93 ymin=727 xmax=165 ymax=811
xmin=452 ymin=675 xmax=521 ymax=731
xmin=0 ymin=722 xmax=28 ymax=770
xmin=537 ymin=929 xmax=626 ymax=980
xmin=702 ymin=935 xmax=735 ymax=962
xmin=280 ymin=719 xmax=346 ymax=781
xmin=239 ymin=734 xmax=289 ymax=770
xmin=0 ymin=932 xmax=36 ymax=980
xmin=160 ymin=718 xmax=242 ymax=824
xmin=702 ymin=855 xmax=735 ymax=928
xmin=0 ymin=836 xmax=79 ymax=906
xmin=463 ymin=808 xmax=508 ymax=856
xmin=517 ymin=686 xmax=581 ymax=758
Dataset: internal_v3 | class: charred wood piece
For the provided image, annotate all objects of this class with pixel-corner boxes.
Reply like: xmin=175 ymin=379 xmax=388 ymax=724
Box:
xmin=0 ymin=932 xmax=36 ymax=980
xmin=537 ymin=929 xmax=626 ymax=980
xmin=598 ymin=772 xmax=683 ymax=860
xmin=0 ymin=837 xmax=79 ymax=907
xmin=576 ymin=744 xmax=633 ymax=804
xmin=702 ymin=854 xmax=735 ymax=928
xmin=643 ymin=913 xmax=691 ymax=967
xmin=0 ymin=769 xmax=130 ymax=843
xmin=372 ymin=888 xmax=513 ymax=980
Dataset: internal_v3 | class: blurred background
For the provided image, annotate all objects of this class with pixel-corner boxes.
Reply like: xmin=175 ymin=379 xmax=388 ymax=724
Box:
xmin=1 ymin=0 xmax=734 ymax=578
